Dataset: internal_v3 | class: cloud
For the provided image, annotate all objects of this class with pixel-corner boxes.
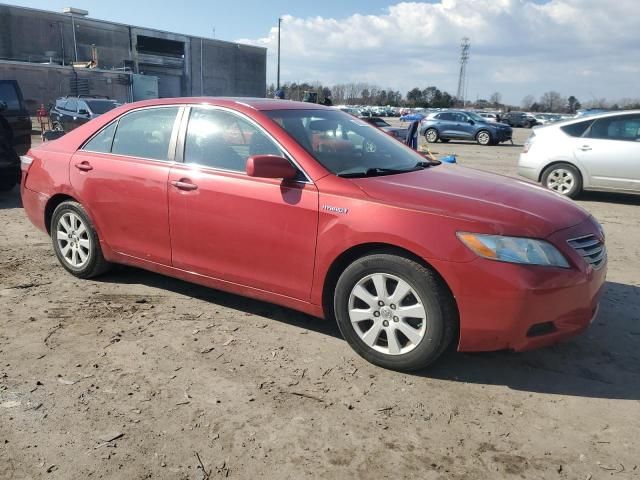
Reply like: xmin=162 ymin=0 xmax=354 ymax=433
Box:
xmin=237 ymin=0 xmax=640 ymax=105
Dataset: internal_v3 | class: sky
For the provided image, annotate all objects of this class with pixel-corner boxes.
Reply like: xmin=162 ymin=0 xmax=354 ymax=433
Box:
xmin=6 ymin=0 xmax=639 ymax=105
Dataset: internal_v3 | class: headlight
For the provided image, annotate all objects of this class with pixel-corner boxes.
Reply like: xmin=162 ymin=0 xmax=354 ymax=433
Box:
xmin=457 ymin=233 xmax=569 ymax=268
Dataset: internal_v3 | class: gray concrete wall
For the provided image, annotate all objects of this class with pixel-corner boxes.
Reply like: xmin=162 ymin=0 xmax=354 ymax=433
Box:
xmin=0 ymin=61 xmax=131 ymax=113
xmin=0 ymin=3 xmax=267 ymax=100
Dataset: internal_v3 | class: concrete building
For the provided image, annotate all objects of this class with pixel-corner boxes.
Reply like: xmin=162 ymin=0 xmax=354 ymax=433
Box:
xmin=0 ymin=3 xmax=267 ymax=112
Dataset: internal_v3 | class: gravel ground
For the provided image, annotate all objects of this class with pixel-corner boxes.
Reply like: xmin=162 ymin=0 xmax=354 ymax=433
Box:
xmin=1 ymin=128 xmax=639 ymax=479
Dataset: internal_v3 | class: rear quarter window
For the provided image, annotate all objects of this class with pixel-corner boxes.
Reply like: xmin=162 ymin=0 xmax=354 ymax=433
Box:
xmin=561 ymin=120 xmax=593 ymax=138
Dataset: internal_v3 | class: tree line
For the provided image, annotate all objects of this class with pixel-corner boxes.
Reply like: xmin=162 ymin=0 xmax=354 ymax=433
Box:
xmin=267 ymin=82 xmax=640 ymax=113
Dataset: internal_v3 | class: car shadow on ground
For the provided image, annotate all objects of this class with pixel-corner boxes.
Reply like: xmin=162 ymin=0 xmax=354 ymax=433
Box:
xmin=424 ymin=141 xmax=523 ymax=148
xmin=579 ymin=191 xmax=640 ymax=206
xmin=0 ymin=187 xmax=22 ymax=209
xmin=97 ymin=266 xmax=343 ymax=339
xmin=100 ymin=267 xmax=639 ymax=401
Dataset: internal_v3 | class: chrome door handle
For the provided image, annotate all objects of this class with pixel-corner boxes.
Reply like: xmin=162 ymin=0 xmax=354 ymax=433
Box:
xmin=171 ymin=179 xmax=198 ymax=191
xmin=580 ymin=145 xmax=592 ymax=151
xmin=74 ymin=162 xmax=93 ymax=171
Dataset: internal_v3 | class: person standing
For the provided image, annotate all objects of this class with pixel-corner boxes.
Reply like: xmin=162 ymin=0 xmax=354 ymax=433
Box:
xmin=405 ymin=119 xmax=420 ymax=150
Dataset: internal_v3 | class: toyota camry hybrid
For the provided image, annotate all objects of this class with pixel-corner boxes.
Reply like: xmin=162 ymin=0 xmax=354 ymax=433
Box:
xmin=20 ymin=98 xmax=607 ymax=371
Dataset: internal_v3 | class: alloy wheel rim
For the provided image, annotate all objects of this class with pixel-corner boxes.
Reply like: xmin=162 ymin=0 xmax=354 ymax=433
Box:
xmin=426 ymin=130 xmax=437 ymax=142
xmin=547 ymin=169 xmax=574 ymax=194
xmin=348 ymin=273 xmax=427 ymax=355
xmin=478 ymin=132 xmax=490 ymax=144
xmin=56 ymin=212 xmax=91 ymax=268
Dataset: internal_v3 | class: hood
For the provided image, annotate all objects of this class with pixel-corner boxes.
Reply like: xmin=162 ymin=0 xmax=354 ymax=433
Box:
xmin=351 ymin=165 xmax=589 ymax=238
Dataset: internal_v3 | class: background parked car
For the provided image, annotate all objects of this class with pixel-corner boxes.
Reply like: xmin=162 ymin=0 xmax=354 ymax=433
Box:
xmin=518 ymin=110 xmax=640 ymax=197
xmin=0 ymin=80 xmax=31 ymax=191
xmin=502 ymin=111 xmax=538 ymax=128
xmin=477 ymin=112 xmax=498 ymax=123
xmin=50 ymin=96 xmax=120 ymax=132
xmin=360 ymin=116 xmax=408 ymax=141
xmin=419 ymin=110 xmax=512 ymax=145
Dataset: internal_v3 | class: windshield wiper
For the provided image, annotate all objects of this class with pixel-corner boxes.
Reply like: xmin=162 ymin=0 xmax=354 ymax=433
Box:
xmin=337 ymin=166 xmax=420 ymax=178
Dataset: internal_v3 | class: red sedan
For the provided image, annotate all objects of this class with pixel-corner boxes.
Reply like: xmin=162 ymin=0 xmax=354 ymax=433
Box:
xmin=20 ymin=98 xmax=607 ymax=371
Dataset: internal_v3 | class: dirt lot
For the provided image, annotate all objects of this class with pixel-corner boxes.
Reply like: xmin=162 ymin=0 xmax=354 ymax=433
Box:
xmin=1 ymin=128 xmax=639 ymax=479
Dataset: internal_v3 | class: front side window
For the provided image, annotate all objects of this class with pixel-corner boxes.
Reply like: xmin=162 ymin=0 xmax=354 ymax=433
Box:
xmin=266 ymin=109 xmax=426 ymax=177
xmin=588 ymin=115 xmax=640 ymax=141
xmin=111 ymin=107 xmax=178 ymax=161
xmin=184 ymin=108 xmax=284 ymax=172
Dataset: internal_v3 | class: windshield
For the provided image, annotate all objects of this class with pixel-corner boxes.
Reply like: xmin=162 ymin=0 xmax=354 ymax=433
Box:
xmin=86 ymin=100 xmax=118 ymax=114
xmin=467 ymin=112 xmax=485 ymax=122
xmin=266 ymin=109 xmax=426 ymax=177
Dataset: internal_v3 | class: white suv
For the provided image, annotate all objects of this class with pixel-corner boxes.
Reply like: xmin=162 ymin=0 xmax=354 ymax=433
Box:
xmin=518 ymin=110 xmax=640 ymax=198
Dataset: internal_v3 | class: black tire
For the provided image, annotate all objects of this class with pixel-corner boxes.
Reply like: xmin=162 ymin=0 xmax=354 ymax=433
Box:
xmin=476 ymin=130 xmax=492 ymax=146
xmin=541 ymin=163 xmax=582 ymax=199
xmin=51 ymin=201 xmax=111 ymax=278
xmin=333 ymin=253 xmax=457 ymax=371
xmin=424 ymin=128 xmax=439 ymax=143
xmin=52 ymin=122 xmax=64 ymax=132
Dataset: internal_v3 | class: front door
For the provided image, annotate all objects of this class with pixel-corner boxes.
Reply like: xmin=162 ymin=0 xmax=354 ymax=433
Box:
xmin=70 ymin=106 xmax=181 ymax=264
xmin=168 ymin=107 xmax=319 ymax=301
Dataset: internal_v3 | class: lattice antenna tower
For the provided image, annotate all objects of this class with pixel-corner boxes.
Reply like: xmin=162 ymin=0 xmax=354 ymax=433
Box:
xmin=456 ymin=37 xmax=471 ymax=105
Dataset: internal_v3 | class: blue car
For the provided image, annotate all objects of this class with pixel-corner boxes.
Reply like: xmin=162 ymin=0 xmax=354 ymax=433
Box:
xmin=399 ymin=112 xmax=426 ymax=122
xmin=419 ymin=110 xmax=512 ymax=146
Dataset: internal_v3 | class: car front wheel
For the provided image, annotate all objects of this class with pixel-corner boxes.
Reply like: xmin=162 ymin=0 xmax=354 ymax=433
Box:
xmin=51 ymin=201 xmax=111 ymax=278
xmin=541 ymin=163 xmax=582 ymax=198
xmin=334 ymin=254 xmax=456 ymax=371
xmin=476 ymin=130 xmax=492 ymax=145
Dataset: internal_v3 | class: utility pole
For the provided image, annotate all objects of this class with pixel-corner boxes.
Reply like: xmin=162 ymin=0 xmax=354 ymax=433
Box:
xmin=277 ymin=17 xmax=281 ymax=90
xmin=456 ymin=37 xmax=471 ymax=107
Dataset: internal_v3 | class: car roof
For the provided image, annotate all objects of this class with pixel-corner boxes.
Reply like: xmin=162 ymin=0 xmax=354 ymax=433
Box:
xmin=119 ymin=97 xmax=332 ymax=112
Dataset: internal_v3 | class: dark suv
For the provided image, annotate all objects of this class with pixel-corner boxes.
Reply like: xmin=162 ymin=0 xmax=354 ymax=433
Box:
xmin=50 ymin=96 xmax=120 ymax=132
xmin=502 ymin=111 xmax=538 ymax=128
xmin=419 ymin=110 xmax=512 ymax=146
xmin=0 ymin=80 xmax=31 ymax=191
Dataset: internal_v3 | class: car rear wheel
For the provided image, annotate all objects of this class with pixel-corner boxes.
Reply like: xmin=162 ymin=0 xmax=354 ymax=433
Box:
xmin=334 ymin=254 xmax=456 ymax=371
xmin=424 ymin=128 xmax=439 ymax=143
xmin=476 ymin=130 xmax=492 ymax=145
xmin=542 ymin=163 xmax=582 ymax=198
xmin=51 ymin=201 xmax=111 ymax=278
xmin=52 ymin=122 xmax=64 ymax=132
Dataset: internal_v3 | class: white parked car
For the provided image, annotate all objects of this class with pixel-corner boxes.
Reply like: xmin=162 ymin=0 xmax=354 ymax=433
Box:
xmin=518 ymin=110 xmax=640 ymax=198
xmin=478 ymin=112 xmax=498 ymax=123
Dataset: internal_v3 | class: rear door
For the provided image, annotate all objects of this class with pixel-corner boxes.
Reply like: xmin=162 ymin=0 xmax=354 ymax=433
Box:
xmin=167 ymin=106 xmax=319 ymax=300
xmin=574 ymin=114 xmax=640 ymax=191
xmin=436 ymin=112 xmax=459 ymax=138
xmin=70 ymin=106 xmax=182 ymax=264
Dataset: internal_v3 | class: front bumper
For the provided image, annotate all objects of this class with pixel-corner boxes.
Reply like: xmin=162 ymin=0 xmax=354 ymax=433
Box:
xmin=431 ymin=217 xmax=607 ymax=352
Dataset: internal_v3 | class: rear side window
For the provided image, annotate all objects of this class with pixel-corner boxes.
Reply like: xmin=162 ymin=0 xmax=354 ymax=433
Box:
xmin=561 ymin=120 xmax=593 ymax=138
xmin=184 ymin=108 xmax=284 ymax=172
xmin=587 ymin=115 xmax=640 ymax=141
xmin=0 ymin=83 xmax=21 ymax=111
xmin=83 ymin=122 xmax=117 ymax=153
xmin=111 ymin=107 xmax=179 ymax=161
xmin=438 ymin=113 xmax=454 ymax=121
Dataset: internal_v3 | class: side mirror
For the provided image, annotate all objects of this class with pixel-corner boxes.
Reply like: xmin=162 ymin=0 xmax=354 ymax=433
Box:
xmin=0 ymin=101 xmax=7 ymax=112
xmin=78 ymin=109 xmax=89 ymax=115
xmin=468 ymin=119 xmax=474 ymax=125
xmin=246 ymin=155 xmax=298 ymax=180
